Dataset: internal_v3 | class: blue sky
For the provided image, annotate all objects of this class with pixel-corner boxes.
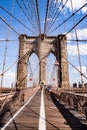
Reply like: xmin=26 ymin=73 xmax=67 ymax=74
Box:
xmin=0 ymin=0 xmax=87 ymax=87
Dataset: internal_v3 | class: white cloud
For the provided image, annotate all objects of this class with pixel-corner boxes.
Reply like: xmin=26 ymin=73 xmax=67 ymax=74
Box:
xmin=67 ymin=28 xmax=87 ymax=56
xmin=73 ymin=66 xmax=87 ymax=74
xmin=0 ymin=71 xmax=16 ymax=87
xmin=67 ymin=44 xmax=87 ymax=56
xmin=42 ymin=18 xmax=59 ymax=23
xmin=5 ymin=71 xmax=15 ymax=79
xmin=0 ymin=38 xmax=6 ymax=41
xmin=67 ymin=28 xmax=87 ymax=40
xmin=81 ymin=66 xmax=87 ymax=74
xmin=58 ymin=0 xmax=87 ymax=13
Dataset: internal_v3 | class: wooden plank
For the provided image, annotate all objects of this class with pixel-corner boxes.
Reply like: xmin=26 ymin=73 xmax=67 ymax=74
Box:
xmin=45 ymin=91 xmax=71 ymax=130
xmin=2 ymin=90 xmax=41 ymax=130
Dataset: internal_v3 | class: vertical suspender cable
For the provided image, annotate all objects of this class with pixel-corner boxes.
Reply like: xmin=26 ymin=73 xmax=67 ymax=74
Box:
xmin=70 ymin=0 xmax=84 ymax=87
xmin=0 ymin=0 xmax=14 ymax=88
xmin=62 ymin=0 xmax=66 ymax=33
xmin=47 ymin=0 xmax=68 ymax=35
xmin=36 ymin=0 xmax=41 ymax=35
xmin=16 ymin=0 xmax=38 ymax=35
xmin=46 ymin=0 xmax=63 ymax=34
xmin=44 ymin=0 xmax=50 ymax=35
xmin=45 ymin=0 xmax=53 ymax=34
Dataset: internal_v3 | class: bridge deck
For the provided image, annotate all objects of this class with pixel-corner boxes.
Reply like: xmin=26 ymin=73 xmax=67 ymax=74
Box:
xmin=1 ymin=89 xmax=87 ymax=130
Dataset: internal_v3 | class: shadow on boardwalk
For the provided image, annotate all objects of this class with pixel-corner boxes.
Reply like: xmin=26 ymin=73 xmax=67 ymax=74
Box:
xmin=50 ymin=93 xmax=87 ymax=130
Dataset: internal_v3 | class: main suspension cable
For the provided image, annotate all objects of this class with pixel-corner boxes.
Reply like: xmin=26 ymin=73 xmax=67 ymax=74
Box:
xmin=70 ymin=0 xmax=84 ymax=85
xmin=44 ymin=0 xmax=50 ymax=34
xmin=22 ymin=0 xmax=39 ymax=34
xmin=0 ymin=4 xmax=36 ymax=35
xmin=66 ymin=15 xmax=87 ymax=35
xmin=0 ymin=0 xmax=15 ymax=87
xmin=48 ymin=3 xmax=87 ymax=35
xmin=15 ymin=0 xmax=38 ymax=35
xmin=36 ymin=0 xmax=41 ymax=35
xmin=46 ymin=0 xmax=68 ymax=34
xmin=0 ymin=16 xmax=19 ymax=35
xmin=46 ymin=0 xmax=68 ymax=35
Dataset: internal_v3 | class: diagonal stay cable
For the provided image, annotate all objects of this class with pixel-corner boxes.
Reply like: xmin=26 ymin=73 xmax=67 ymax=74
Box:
xmin=0 ymin=39 xmax=18 ymax=42
xmin=0 ymin=4 xmax=36 ymax=34
xmin=46 ymin=0 xmax=68 ymax=34
xmin=0 ymin=16 xmax=19 ymax=35
xmin=14 ymin=50 xmax=53 ymax=87
xmin=67 ymin=39 xmax=87 ymax=42
xmin=70 ymin=0 xmax=84 ymax=84
xmin=26 ymin=0 xmax=40 ymax=34
xmin=22 ymin=0 xmax=39 ymax=34
xmin=45 ymin=0 xmax=53 ymax=34
xmin=31 ymin=0 xmax=40 ymax=34
xmin=61 ymin=54 xmax=87 ymax=79
xmin=46 ymin=0 xmax=64 ymax=34
xmin=36 ymin=0 xmax=41 ymax=34
xmin=0 ymin=43 xmax=51 ymax=80
xmin=15 ymin=0 xmax=38 ymax=34
xmin=0 ymin=48 xmax=32 ymax=77
xmin=0 ymin=0 xmax=14 ymax=87
xmin=66 ymin=14 xmax=87 ymax=35
xmin=48 ymin=3 xmax=87 ymax=35
xmin=44 ymin=0 xmax=50 ymax=34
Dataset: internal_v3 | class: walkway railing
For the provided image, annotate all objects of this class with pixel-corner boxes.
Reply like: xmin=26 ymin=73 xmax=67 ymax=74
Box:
xmin=0 ymin=86 xmax=40 ymax=115
xmin=53 ymin=90 xmax=87 ymax=117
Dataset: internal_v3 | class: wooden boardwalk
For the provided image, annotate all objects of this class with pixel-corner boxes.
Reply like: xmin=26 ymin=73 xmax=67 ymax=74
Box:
xmin=1 ymin=89 xmax=87 ymax=130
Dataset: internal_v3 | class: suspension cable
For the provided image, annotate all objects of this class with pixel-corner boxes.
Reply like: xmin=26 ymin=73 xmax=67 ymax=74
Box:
xmin=66 ymin=15 xmax=87 ymax=35
xmin=48 ymin=3 xmax=87 ymax=35
xmin=45 ymin=0 xmax=54 ymax=34
xmin=22 ymin=0 xmax=39 ymax=34
xmin=16 ymin=50 xmax=51 ymax=87
xmin=30 ymin=0 xmax=40 ymax=34
xmin=33 ymin=0 xmax=41 ymax=34
xmin=0 ymin=48 xmax=32 ymax=77
xmin=25 ymin=0 xmax=39 ymax=34
xmin=0 ymin=5 xmax=37 ymax=35
xmin=0 ymin=0 xmax=15 ymax=88
xmin=30 ymin=0 xmax=40 ymax=35
xmin=67 ymin=39 xmax=87 ymax=42
xmin=15 ymin=0 xmax=38 ymax=35
xmin=46 ymin=0 xmax=64 ymax=34
xmin=0 ymin=39 xmax=18 ymax=42
xmin=62 ymin=0 xmax=66 ymax=33
xmin=70 ymin=0 xmax=84 ymax=85
xmin=44 ymin=0 xmax=50 ymax=34
xmin=63 ymin=54 xmax=87 ymax=79
xmin=0 ymin=16 xmax=19 ymax=35
xmin=46 ymin=0 xmax=68 ymax=34
xmin=36 ymin=0 xmax=41 ymax=34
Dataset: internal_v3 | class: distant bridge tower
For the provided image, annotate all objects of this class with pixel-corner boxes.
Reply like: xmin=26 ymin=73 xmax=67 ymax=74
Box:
xmin=17 ymin=34 xmax=69 ymax=89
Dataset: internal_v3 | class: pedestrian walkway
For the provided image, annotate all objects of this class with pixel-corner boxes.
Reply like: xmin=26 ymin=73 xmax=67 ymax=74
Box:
xmin=1 ymin=89 xmax=87 ymax=130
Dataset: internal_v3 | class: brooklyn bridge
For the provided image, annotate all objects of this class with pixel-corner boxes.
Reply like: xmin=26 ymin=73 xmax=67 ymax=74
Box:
xmin=0 ymin=0 xmax=87 ymax=129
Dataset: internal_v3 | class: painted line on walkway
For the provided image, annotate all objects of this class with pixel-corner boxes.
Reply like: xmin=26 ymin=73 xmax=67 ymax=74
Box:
xmin=1 ymin=90 xmax=38 ymax=130
xmin=39 ymin=88 xmax=46 ymax=130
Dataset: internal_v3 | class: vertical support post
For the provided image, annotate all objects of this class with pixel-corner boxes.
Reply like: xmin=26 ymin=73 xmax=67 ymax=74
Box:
xmin=38 ymin=35 xmax=46 ymax=84
xmin=58 ymin=35 xmax=69 ymax=89
xmin=39 ymin=59 xmax=46 ymax=84
xmin=17 ymin=35 xmax=28 ymax=89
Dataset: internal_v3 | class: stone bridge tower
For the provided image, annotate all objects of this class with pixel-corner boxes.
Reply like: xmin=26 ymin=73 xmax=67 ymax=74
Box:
xmin=17 ymin=34 xmax=69 ymax=89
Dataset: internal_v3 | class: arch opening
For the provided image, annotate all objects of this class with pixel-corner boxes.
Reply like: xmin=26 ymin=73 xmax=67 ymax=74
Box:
xmin=46 ymin=53 xmax=58 ymax=91
xmin=27 ymin=53 xmax=39 ymax=88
